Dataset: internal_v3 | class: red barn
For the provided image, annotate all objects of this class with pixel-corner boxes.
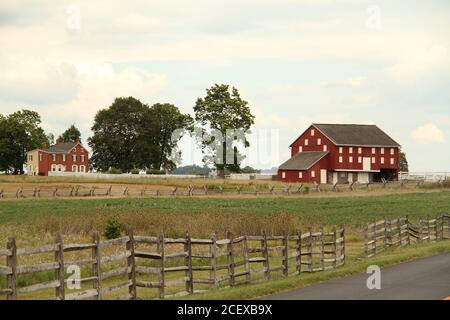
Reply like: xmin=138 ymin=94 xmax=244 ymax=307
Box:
xmin=26 ymin=138 xmax=89 ymax=176
xmin=278 ymin=124 xmax=400 ymax=184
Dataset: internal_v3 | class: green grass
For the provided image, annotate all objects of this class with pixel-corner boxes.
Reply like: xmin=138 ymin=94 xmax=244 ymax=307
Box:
xmin=185 ymin=240 xmax=450 ymax=300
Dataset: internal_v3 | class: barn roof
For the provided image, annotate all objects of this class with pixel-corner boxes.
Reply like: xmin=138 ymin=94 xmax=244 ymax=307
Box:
xmin=312 ymin=124 xmax=400 ymax=147
xmin=44 ymin=142 xmax=78 ymax=154
xmin=279 ymin=151 xmax=328 ymax=170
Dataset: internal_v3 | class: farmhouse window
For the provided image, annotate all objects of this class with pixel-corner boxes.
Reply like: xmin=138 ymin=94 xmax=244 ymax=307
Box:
xmin=381 ymin=148 xmax=385 ymax=155
xmin=72 ymin=165 xmax=77 ymax=172
xmin=349 ymin=147 xmax=353 ymax=153
xmin=311 ymin=170 xmax=315 ymax=178
xmin=80 ymin=165 xmax=86 ymax=173
xmin=358 ymin=157 xmax=362 ymax=163
xmin=372 ymin=157 xmax=376 ymax=164
xmin=372 ymin=148 xmax=376 ymax=154
xmin=72 ymin=155 xmax=77 ymax=162
xmin=339 ymin=156 xmax=343 ymax=163
xmin=390 ymin=148 xmax=395 ymax=155
xmin=62 ymin=154 xmax=66 ymax=162
xmin=317 ymin=138 xmax=321 ymax=145
xmin=381 ymin=157 xmax=385 ymax=164
xmin=299 ymin=172 xmax=303 ymax=178
xmin=349 ymin=156 xmax=353 ymax=163
xmin=299 ymin=146 xmax=303 ymax=153
xmin=358 ymin=147 xmax=362 ymax=154
xmin=339 ymin=147 xmax=343 ymax=153
xmin=305 ymin=139 xmax=309 ymax=146
xmin=390 ymin=158 xmax=394 ymax=165
xmin=323 ymin=145 xmax=327 ymax=152
xmin=311 ymin=129 xmax=315 ymax=136
xmin=81 ymin=155 xmax=85 ymax=162
xmin=52 ymin=154 xmax=56 ymax=161
xmin=39 ymin=154 xmax=42 ymax=161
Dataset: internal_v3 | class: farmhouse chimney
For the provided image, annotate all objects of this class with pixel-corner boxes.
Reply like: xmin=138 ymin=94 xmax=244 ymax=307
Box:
xmin=56 ymin=137 xmax=62 ymax=144
xmin=41 ymin=143 xmax=47 ymax=150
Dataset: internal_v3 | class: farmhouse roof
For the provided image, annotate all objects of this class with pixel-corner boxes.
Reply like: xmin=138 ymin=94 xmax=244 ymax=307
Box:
xmin=312 ymin=124 xmax=400 ymax=147
xmin=278 ymin=151 xmax=328 ymax=170
xmin=45 ymin=142 xmax=78 ymax=154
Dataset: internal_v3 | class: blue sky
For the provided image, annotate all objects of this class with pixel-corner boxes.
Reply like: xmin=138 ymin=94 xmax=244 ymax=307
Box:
xmin=0 ymin=0 xmax=449 ymax=171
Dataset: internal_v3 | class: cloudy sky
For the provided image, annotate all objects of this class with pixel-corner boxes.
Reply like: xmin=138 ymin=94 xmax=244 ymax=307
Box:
xmin=1 ymin=0 xmax=449 ymax=171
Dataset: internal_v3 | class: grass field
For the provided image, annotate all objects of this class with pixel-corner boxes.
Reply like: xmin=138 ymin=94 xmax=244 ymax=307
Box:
xmin=0 ymin=187 xmax=449 ymax=300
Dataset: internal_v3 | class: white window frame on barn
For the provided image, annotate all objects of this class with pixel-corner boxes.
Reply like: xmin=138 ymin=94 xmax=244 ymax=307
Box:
xmin=372 ymin=157 xmax=376 ymax=164
xmin=339 ymin=147 xmax=343 ymax=153
xmin=299 ymin=172 xmax=303 ymax=178
xmin=299 ymin=146 xmax=303 ymax=153
xmin=358 ymin=156 xmax=362 ymax=163
xmin=72 ymin=155 xmax=77 ymax=162
xmin=349 ymin=156 xmax=353 ymax=163
xmin=381 ymin=157 xmax=385 ymax=164
xmin=311 ymin=129 xmax=315 ymax=136
xmin=81 ymin=155 xmax=85 ymax=162
xmin=390 ymin=158 xmax=394 ymax=165
xmin=349 ymin=147 xmax=353 ymax=153
xmin=62 ymin=154 xmax=66 ymax=162
xmin=311 ymin=170 xmax=315 ymax=178
xmin=317 ymin=138 xmax=321 ymax=145
xmin=358 ymin=147 xmax=362 ymax=154
xmin=339 ymin=156 xmax=343 ymax=163
xmin=391 ymin=148 xmax=395 ymax=155
xmin=80 ymin=165 xmax=86 ymax=173
xmin=381 ymin=148 xmax=385 ymax=155
xmin=323 ymin=145 xmax=327 ymax=152
xmin=52 ymin=154 xmax=56 ymax=161
xmin=72 ymin=165 xmax=78 ymax=172
xmin=372 ymin=148 xmax=376 ymax=154
xmin=305 ymin=139 xmax=309 ymax=146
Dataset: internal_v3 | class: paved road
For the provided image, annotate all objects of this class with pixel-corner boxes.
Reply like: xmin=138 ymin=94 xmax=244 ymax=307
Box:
xmin=263 ymin=253 xmax=450 ymax=300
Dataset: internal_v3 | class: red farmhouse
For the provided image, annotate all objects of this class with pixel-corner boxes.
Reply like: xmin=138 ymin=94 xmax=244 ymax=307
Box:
xmin=278 ymin=124 xmax=400 ymax=184
xmin=26 ymin=138 xmax=89 ymax=176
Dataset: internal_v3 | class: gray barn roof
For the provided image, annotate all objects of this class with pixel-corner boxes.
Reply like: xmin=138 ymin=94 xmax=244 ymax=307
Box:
xmin=279 ymin=151 xmax=328 ymax=170
xmin=45 ymin=142 xmax=77 ymax=153
xmin=313 ymin=124 xmax=400 ymax=147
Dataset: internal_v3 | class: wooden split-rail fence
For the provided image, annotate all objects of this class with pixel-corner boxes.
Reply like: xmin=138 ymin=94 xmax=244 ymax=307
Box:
xmin=0 ymin=226 xmax=345 ymax=300
xmin=364 ymin=214 xmax=450 ymax=257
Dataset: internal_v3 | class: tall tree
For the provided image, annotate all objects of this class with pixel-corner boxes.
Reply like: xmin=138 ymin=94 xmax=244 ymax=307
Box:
xmin=61 ymin=124 xmax=81 ymax=142
xmin=150 ymin=103 xmax=193 ymax=171
xmin=399 ymin=149 xmax=409 ymax=172
xmin=0 ymin=110 xmax=48 ymax=174
xmin=88 ymin=97 xmax=159 ymax=172
xmin=194 ymin=84 xmax=255 ymax=177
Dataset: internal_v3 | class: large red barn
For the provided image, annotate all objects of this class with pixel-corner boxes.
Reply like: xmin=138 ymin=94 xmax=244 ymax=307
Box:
xmin=278 ymin=124 xmax=400 ymax=184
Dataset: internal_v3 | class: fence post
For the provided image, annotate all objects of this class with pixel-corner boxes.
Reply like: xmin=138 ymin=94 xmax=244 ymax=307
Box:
xmin=242 ymin=235 xmax=250 ymax=283
xmin=406 ymin=215 xmax=411 ymax=245
xmin=91 ymin=231 xmax=102 ymax=300
xmin=157 ymin=233 xmax=165 ymax=299
xmin=262 ymin=231 xmax=270 ymax=280
xmin=332 ymin=227 xmax=337 ymax=269
xmin=209 ymin=233 xmax=217 ymax=289
xmin=6 ymin=238 xmax=17 ymax=300
xmin=308 ymin=227 xmax=313 ymax=272
xmin=282 ymin=231 xmax=288 ymax=277
xmin=296 ymin=230 xmax=302 ymax=274
xmin=319 ymin=228 xmax=324 ymax=271
xmin=364 ymin=224 xmax=368 ymax=257
xmin=226 ymin=231 xmax=235 ymax=287
xmin=185 ymin=232 xmax=193 ymax=294
xmin=125 ymin=227 xmax=137 ymax=299
xmin=55 ymin=232 xmax=65 ymax=300
xmin=435 ymin=216 xmax=439 ymax=241
xmin=373 ymin=221 xmax=377 ymax=255
xmin=397 ymin=218 xmax=402 ymax=246
xmin=383 ymin=217 xmax=388 ymax=249
xmin=428 ymin=217 xmax=431 ymax=242
xmin=341 ymin=225 xmax=346 ymax=264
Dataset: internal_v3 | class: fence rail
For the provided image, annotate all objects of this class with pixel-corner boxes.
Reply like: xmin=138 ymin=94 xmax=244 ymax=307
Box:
xmin=364 ymin=214 xmax=450 ymax=257
xmin=0 ymin=180 xmax=443 ymax=200
xmin=0 ymin=227 xmax=345 ymax=300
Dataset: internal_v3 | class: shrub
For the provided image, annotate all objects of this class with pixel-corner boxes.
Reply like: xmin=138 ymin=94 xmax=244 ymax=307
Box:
xmin=303 ymin=186 xmax=310 ymax=194
xmin=108 ymin=167 xmax=122 ymax=174
xmin=103 ymin=216 xmax=124 ymax=239
xmin=130 ymin=169 xmax=140 ymax=175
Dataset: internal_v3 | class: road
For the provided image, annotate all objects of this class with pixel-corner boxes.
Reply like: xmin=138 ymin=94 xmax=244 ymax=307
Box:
xmin=263 ymin=253 xmax=450 ymax=300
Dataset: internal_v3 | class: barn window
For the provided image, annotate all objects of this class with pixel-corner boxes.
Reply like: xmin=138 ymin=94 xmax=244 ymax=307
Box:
xmin=299 ymin=146 xmax=303 ymax=153
xmin=72 ymin=165 xmax=78 ymax=172
xmin=358 ymin=157 xmax=362 ymax=163
xmin=311 ymin=170 xmax=316 ymax=178
xmin=381 ymin=148 xmax=385 ymax=155
xmin=282 ymin=171 xmax=286 ymax=179
xmin=358 ymin=147 xmax=362 ymax=154
xmin=52 ymin=154 xmax=56 ymax=161
xmin=62 ymin=154 xmax=66 ymax=162
xmin=80 ymin=165 xmax=86 ymax=173
xmin=372 ymin=157 xmax=376 ymax=164
xmin=372 ymin=148 xmax=376 ymax=154
xmin=381 ymin=157 xmax=385 ymax=164
xmin=390 ymin=158 xmax=394 ymax=165
xmin=339 ymin=147 xmax=343 ymax=153
xmin=349 ymin=147 xmax=353 ymax=153
xmin=349 ymin=156 xmax=353 ymax=163
xmin=72 ymin=155 xmax=77 ymax=162
xmin=305 ymin=139 xmax=309 ymax=146
xmin=299 ymin=172 xmax=303 ymax=179
xmin=390 ymin=148 xmax=395 ymax=155
xmin=339 ymin=156 xmax=343 ymax=163
xmin=81 ymin=155 xmax=85 ymax=162
xmin=311 ymin=129 xmax=315 ymax=136
xmin=323 ymin=145 xmax=327 ymax=152
xmin=317 ymin=138 xmax=321 ymax=145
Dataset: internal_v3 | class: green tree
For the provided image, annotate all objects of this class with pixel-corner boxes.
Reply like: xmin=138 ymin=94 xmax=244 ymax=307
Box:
xmin=88 ymin=97 xmax=159 ymax=172
xmin=194 ymin=84 xmax=255 ymax=177
xmin=61 ymin=124 xmax=81 ymax=142
xmin=399 ymin=149 xmax=409 ymax=172
xmin=150 ymin=103 xmax=193 ymax=171
xmin=0 ymin=110 xmax=48 ymax=174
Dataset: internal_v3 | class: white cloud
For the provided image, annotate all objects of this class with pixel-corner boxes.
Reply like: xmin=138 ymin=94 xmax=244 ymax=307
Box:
xmin=411 ymin=122 xmax=445 ymax=144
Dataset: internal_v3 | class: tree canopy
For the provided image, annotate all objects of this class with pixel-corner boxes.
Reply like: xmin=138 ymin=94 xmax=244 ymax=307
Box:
xmin=194 ymin=84 xmax=255 ymax=176
xmin=0 ymin=110 xmax=49 ymax=174
xmin=60 ymin=124 xmax=81 ymax=142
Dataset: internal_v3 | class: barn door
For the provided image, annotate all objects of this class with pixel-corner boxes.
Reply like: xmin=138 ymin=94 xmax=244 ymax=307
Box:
xmin=363 ymin=157 xmax=371 ymax=171
xmin=320 ymin=169 xmax=327 ymax=184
